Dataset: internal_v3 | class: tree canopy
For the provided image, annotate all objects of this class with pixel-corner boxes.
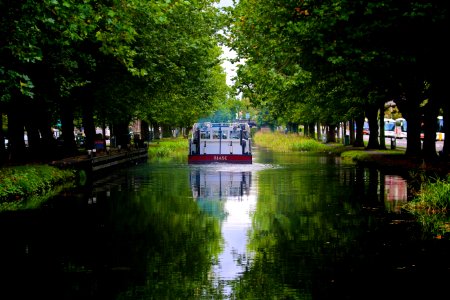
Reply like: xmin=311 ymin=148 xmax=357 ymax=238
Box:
xmin=1 ymin=0 xmax=229 ymax=162
xmin=1 ymin=0 xmax=449 ymax=163
xmin=227 ymin=0 xmax=449 ymax=157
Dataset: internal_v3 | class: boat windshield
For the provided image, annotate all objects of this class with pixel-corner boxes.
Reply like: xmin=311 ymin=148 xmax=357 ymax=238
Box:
xmin=212 ymin=130 xmax=227 ymax=139
xmin=230 ymin=130 xmax=240 ymax=139
xmin=200 ymin=131 xmax=210 ymax=139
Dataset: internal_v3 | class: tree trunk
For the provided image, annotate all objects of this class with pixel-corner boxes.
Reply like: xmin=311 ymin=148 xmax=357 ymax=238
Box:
xmin=421 ymin=100 xmax=438 ymax=160
xmin=303 ymin=123 xmax=309 ymax=137
xmin=60 ymin=100 xmax=77 ymax=156
xmin=140 ymin=120 xmax=150 ymax=142
xmin=7 ymin=99 xmax=28 ymax=162
xmin=0 ymin=111 xmax=5 ymax=162
xmin=443 ymin=105 xmax=450 ymax=158
xmin=152 ymin=122 xmax=160 ymax=140
xmin=81 ymin=101 xmax=95 ymax=151
xmin=379 ymin=102 xmax=386 ymax=150
xmin=326 ymin=124 xmax=336 ymax=143
xmin=349 ymin=119 xmax=355 ymax=145
xmin=37 ymin=108 xmax=58 ymax=159
xmin=316 ymin=122 xmax=322 ymax=141
xmin=366 ymin=106 xmax=380 ymax=149
xmin=308 ymin=123 xmax=315 ymax=138
xmin=404 ymin=109 xmax=422 ymax=157
xmin=162 ymin=125 xmax=172 ymax=138
xmin=398 ymin=90 xmax=422 ymax=157
xmin=112 ymin=121 xmax=130 ymax=149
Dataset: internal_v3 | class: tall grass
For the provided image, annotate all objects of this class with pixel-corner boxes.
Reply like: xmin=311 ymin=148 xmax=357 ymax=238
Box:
xmin=403 ymin=176 xmax=450 ymax=237
xmin=147 ymin=137 xmax=188 ymax=162
xmin=404 ymin=176 xmax=450 ymax=213
xmin=253 ymin=131 xmax=330 ymax=152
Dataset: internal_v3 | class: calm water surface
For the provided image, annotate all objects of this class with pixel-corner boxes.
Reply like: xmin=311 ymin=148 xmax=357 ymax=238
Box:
xmin=1 ymin=150 xmax=450 ymax=299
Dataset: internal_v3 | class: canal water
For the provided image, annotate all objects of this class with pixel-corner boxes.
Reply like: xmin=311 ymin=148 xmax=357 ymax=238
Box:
xmin=1 ymin=149 xmax=450 ymax=299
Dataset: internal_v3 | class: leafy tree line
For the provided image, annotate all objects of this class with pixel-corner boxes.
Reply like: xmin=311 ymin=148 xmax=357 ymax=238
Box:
xmin=0 ymin=0 xmax=229 ymax=164
xmin=227 ymin=0 xmax=449 ymax=159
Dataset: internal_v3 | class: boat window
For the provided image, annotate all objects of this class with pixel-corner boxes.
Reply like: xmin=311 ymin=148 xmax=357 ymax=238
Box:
xmin=200 ymin=131 xmax=210 ymax=139
xmin=212 ymin=130 xmax=227 ymax=139
xmin=230 ymin=130 xmax=240 ymax=139
xmin=222 ymin=130 xmax=228 ymax=139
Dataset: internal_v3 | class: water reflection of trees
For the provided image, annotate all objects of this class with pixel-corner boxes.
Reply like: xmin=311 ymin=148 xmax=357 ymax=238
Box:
xmin=78 ymin=167 xmax=224 ymax=299
xmin=235 ymin=164 xmax=411 ymax=299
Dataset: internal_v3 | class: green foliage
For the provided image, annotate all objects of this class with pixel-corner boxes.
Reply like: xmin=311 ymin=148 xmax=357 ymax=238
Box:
xmin=0 ymin=165 xmax=76 ymax=210
xmin=253 ymin=131 xmax=329 ymax=153
xmin=340 ymin=149 xmax=405 ymax=164
xmin=147 ymin=138 xmax=188 ymax=162
xmin=228 ymin=0 xmax=448 ymax=141
xmin=1 ymin=0 xmax=228 ymax=160
xmin=403 ymin=176 xmax=450 ymax=237
xmin=340 ymin=150 xmax=375 ymax=163
xmin=404 ymin=176 xmax=450 ymax=213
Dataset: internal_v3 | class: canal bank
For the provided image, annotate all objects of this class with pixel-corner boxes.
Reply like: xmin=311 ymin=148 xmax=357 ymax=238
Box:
xmin=0 ymin=147 xmax=148 ymax=211
xmin=49 ymin=147 xmax=148 ymax=174
xmin=338 ymin=146 xmax=450 ymax=177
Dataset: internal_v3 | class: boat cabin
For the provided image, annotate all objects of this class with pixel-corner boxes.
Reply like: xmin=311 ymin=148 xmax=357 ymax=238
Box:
xmin=188 ymin=122 xmax=252 ymax=163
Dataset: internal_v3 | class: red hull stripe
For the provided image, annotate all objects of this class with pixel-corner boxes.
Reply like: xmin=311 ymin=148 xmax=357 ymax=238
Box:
xmin=188 ymin=154 xmax=252 ymax=164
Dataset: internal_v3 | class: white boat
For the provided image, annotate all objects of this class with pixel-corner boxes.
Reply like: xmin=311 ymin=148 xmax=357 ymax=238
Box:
xmin=188 ymin=122 xmax=252 ymax=164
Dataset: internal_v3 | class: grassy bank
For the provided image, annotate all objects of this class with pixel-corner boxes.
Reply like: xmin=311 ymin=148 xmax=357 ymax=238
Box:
xmin=253 ymin=131 xmax=338 ymax=153
xmin=0 ymin=165 xmax=76 ymax=211
xmin=0 ymin=138 xmax=189 ymax=212
xmin=403 ymin=175 xmax=450 ymax=237
xmin=340 ymin=149 xmax=405 ymax=163
xmin=147 ymin=137 xmax=188 ymax=162
xmin=405 ymin=176 xmax=450 ymax=213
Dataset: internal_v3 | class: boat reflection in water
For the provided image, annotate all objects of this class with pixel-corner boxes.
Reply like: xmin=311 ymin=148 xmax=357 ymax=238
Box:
xmin=190 ymin=169 xmax=252 ymax=201
xmin=190 ymin=168 xmax=256 ymax=294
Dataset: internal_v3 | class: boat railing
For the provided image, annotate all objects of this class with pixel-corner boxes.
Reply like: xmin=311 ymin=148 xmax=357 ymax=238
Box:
xmin=193 ymin=122 xmax=248 ymax=131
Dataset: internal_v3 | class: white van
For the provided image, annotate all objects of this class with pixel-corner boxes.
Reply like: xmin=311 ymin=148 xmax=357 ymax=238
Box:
xmin=384 ymin=119 xmax=396 ymax=138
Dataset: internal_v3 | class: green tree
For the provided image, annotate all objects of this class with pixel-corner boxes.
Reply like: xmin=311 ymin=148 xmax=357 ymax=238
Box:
xmin=229 ymin=0 xmax=449 ymax=157
xmin=0 ymin=0 xmax=229 ymax=162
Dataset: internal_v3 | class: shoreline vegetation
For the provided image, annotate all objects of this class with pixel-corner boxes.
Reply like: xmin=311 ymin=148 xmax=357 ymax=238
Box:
xmin=1 ymin=131 xmax=449 ymax=236
xmin=0 ymin=165 xmax=76 ymax=211
xmin=147 ymin=138 xmax=187 ymax=162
